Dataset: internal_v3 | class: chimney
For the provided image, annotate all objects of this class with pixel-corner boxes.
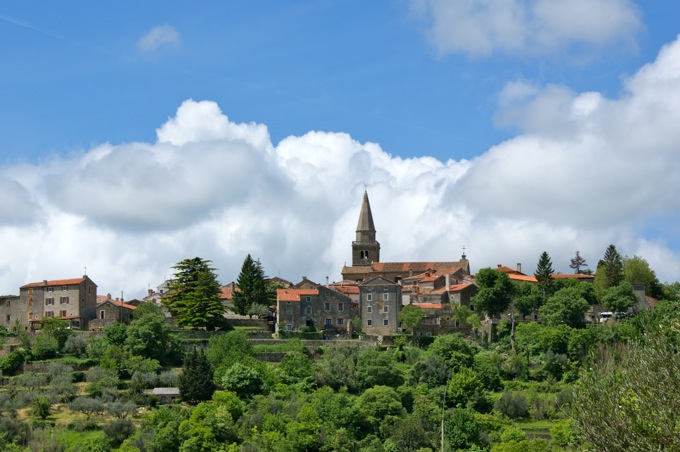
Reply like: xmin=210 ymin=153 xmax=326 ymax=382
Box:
xmin=497 ymin=264 xmax=502 ymax=268
xmin=148 ymin=288 xmax=153 ymax=297
xmin=230 ymin=282 xmax=236 ymax=291
xmin=446 ymin=274 xmax=451 ymax=291
xmin=326 ymin=276 xmax=329 ymax=285
xmin=43 ymin=280 xmax=48 ymax=285
xmin=517 ymin=263 xmax=522 ymax=273
xmin=107 ymin=293 xmax=112 ymax=300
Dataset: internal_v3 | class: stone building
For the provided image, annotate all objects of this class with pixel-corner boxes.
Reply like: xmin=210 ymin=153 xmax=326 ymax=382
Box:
xmin=88 ymin=294 xmax=137 ymax=330
xmin=341 ymin=191 xmax=470 ymax=284
xmin=276 ymin=286 xmax=356 ymax=334
xmin=359 ymin=276 xmax=401 ymax=336
xmin=5 ymin=276 xmax=98 ymax=330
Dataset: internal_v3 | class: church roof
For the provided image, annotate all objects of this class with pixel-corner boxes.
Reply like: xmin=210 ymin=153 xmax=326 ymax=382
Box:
xmin=356 ymin=191 xmax=376 ymax=233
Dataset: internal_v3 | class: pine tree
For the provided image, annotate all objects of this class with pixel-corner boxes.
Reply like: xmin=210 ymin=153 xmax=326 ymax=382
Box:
xmin=232 ymin=254 xmax=270 ymax=316
xmin=569 ymin=251 xmax=588 ymax=274
xmin=599 ymin=244 xmax=625 ymax=288
xmin=164 ymin=257 xmax=225 ymax=330
xmin=178 ymin=348 xmax=215 ymax=404
xmin=534 ymin=251 xmax=555 ymax=300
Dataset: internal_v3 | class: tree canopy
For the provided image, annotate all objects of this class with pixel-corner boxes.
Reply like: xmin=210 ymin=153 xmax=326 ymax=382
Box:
xmin=232 ymin=254 xmax=271 ymax=316
xmin=398 ymin=304 xmax=425 ymax=336
xmin=534 ymin=251 xmax=555 ymax=300
xmin=472 ymin=268 xmax=514 ymax=318
xmin=569 ymin=251 xmax=588 ymax=274
xmin=164 ymin=257 xmax=226 ymax=330
xmin=179 ymin=348 xmax=216 ymax=404
xmin=595 ymin=244 xmax=624 ymax=293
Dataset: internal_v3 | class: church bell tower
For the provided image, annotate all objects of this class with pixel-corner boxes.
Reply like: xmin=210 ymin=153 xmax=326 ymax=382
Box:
xmin=352 ymin=191 xmax=380 ymax=266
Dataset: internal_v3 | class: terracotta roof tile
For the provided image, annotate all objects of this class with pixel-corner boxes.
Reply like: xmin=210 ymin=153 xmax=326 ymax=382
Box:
xmin=277 ymin=288 xmax=318 ymax=302
xmin=21 ymin=277 xmax=87 ymax=289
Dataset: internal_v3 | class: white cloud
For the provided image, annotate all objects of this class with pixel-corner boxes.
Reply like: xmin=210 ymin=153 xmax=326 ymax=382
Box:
xmin=412 ymin=0 xmax=641 ymax=58
xmin=137 ymin=25 xmax=180 ymax=53
xmin=2 ymin=35 xmax=680 ymax=298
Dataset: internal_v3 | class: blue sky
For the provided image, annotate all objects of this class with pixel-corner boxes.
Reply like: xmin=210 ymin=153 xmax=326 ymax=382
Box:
xmin=1 ymin=1 xmax=679 ymax=297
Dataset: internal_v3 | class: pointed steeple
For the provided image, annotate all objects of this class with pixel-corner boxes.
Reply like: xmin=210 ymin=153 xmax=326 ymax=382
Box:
xmin=356 ymin=191 xmax=376 ymax=242
xmin=352 ymin=191 xmax=380 ymax=266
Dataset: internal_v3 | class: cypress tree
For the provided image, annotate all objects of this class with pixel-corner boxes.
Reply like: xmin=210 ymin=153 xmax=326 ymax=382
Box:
xmin=178 ymin=348 xmax=215 ymax=404
xmin=534 ymin=251 xmax=555 ymax=300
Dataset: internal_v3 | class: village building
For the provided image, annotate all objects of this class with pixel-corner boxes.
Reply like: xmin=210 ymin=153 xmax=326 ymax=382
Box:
xmin=276 ymin=285 xmax=356 ymax=334
xmin=0 ymin=276 xmax=99 ymax=330
xmin=88 ymin=294 xmax=137 ymax=330
xmin=359 ymin=276 xmax=401 ymax=336
xmin=341 ymin=191 xmax=471 ymax=284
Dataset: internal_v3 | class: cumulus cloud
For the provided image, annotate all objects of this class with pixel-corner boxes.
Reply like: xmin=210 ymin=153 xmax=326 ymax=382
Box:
xmin=412 ymin=0 xmax=641 ymax=57
xmin=2 ymin=35 xmax=680 ymax=298
xmin=137 ymin=25 xmax=180 ymax=53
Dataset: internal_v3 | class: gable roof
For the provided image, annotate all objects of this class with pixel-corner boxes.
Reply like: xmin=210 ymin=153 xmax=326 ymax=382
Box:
xmin=97 ymin=299 xmax=136 ymax=310
xmin=21 ymin=277 xmax=92 ymax=289
xmin=359 ymin=275 xmax=398 ymax=286
xmin=277 ymin=288 xmax=318 ymax=302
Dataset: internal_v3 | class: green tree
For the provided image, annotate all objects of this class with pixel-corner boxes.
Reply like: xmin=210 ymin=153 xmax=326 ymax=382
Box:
xmin=125 ymin=310 xmax=183 ymax=365
xmin=444 ymin=407 xmax=486 ymax=451
xmin=601 ymin=281 xmax=638 ymax=313
xmin=595 ymin=244 xmax=625 ymax=293
xmin=571 ymin=326 xmax=680 ymax=450
xmin=164 ymin=257 xmax=226 ymax=330
xmin=447 ymin=366 xmax=483 ymax=408
xmin=31 ymin=333 xmax=59 ymax=360
xmin=534 ymin=251 xmax=555 ymax=300
xmin=105 ymin=322 xmax=128 ymax=346
xmin=30 ymin=396 xmax=51 ymax=420
xmin=539 ymin=286 xmax=590 ymax=327
xmin=40 ymin=317 xmax=72 ymax=350
xmin=355 ymin=385 xmax=406 ymax=438
xmin=205 ymin=330 xmax=255 ymax=382
xmin=221 ymin=362 xmax=264 ymax=399
xmin=232 ymin=254 xmax=270 ymax=316
xmin=398 ymin=304 xmax=425 ymax=337
xmin=472 ymin=268 xmax=515 ymax=318
xmin=513 ymin=282 xmax=542 ymax=318
xmin=569 ymin=250 xmax=588 ymax=274
xmin=624 ymin=255 xmax=664 ymax=299
xmin=179 ymin=348 xmax=216 ymax=404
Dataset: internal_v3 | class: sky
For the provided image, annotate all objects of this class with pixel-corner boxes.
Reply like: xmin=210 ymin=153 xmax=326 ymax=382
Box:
xmin=1 ymin=1 xmax=679 ymax=299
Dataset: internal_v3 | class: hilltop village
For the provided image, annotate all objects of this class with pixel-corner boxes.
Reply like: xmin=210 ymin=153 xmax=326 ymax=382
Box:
xmin=0 ymin=191 xmax=654 ymax=337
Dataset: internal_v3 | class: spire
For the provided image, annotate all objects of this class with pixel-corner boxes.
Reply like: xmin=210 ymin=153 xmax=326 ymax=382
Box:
xmin=356 ymin=191 xmax=376 ymax=241
xmin=352 ymin=190 xmax=380 ymax=266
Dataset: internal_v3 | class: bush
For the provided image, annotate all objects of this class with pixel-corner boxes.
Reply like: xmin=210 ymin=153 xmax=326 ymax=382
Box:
xmin=0 ymin=349 xmax=28 ymax=376
xmin=0 ymin=417 xmax=30 ymax=446
xmin=30 ymin=396 xmax=51 ymax=420
xmin=67 ymin=419 xmax=100 ymax=432
xmin=495 ymin=392 xmax=529 ymax=419
xmin=102 ymin=418 xmax=134 ymax=448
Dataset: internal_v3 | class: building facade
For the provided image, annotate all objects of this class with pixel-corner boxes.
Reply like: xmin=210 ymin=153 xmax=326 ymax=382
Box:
xmin=359 ymin=276 xmax=401 ymax=336
xmin=7 ymin=276 xmax=98 ymax=330
xmin=277 ymin=286 xmax=356 ymax=334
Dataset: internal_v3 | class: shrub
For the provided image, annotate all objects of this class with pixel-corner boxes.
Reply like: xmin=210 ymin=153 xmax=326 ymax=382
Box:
xmin=102 ymin=418 xmax=134 ymax=448
xmin=30 ymin=396 xmax=51 ymax=420
xmin=495 ymin=392 xmax=529 ymax=419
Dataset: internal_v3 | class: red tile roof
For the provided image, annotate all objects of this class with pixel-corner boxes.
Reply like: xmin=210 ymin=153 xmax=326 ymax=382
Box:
xmin=449 ymin=283 xmax=474 ymax=292
xmin=277 ymin=288 xmax=318 ymax=302
xmin=328 ymin=285 xmax=360 ymax=295
xmin=507 ymin=274 xmax=538 ymax=283
xmin=21 ymin=277 xmax=87 ymax=289
xmin=220 ymin=286 xmax=235 ymax=299
xmin=413 ymin=303 xmax=443 ymax=310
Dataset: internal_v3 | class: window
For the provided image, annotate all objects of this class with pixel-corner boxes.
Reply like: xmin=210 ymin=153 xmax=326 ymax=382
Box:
xmin=383 ymin=293 xmax=389 ymax=301
xmin=60 ymin=310 xmax=67 ymax=317
xmin=383 ymin=305 xmax=389 ymax=313
xmin=88 ymin=286 xmax=91 ymax=294
xmin=337 ymin=318 xmax=344 ymax=325
xmin=28 ymin=312 xmax=33 ymax=320
xmin=71 ymin=320 xmax=80 ymax=328
xmin=46 ymin=298 xmax=54 ymax=305
xmin=306 ymin=296 xmax=311 ymax=302
xmin=305 ymin=306 xmax=312 ymax=316
xmin=338 ymin=302 xmax=344 ymax=312
xmin=325 ymin=318 xmax=332 ymax=326
xmin=383 ymin=319 xmax=389 ymax=326
xmin=367 ymin=319 xmax=372 ymax=326
xmin=6 ymin=300 xmax=9 ymax=307
xmin=62 ymin=286 xmax=67 ymax=291
xmin=60 ymin=297 xmax=69 ymax=304
xmin=533 ymin=314 xmax=538 ymax=321
xmin=5 ymin=314 xmax=10 ymax=322
xmin=45 ymin=311 xmax=54 ymax=318
xmin=366 ymin=293 xmax=373 ymax=302
xmin=28 ymin=298 xmax=33 ymax=307
xmin=286 ymin=324 xmax=293 ymax=331
xmin=47 ymin=287 xmax=53 ymax=293
xmin=100 ymin=310 xmax=105 ymax=319
xmin=367 ymin=306 xmax=372 ymax=313
xmin=286 ymin=307 xmax=293 ymax=315
xmin=28 ymin=289 xmax=33 ymax=295
xmin=324 ymin=302 xmax=330 ymax=312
